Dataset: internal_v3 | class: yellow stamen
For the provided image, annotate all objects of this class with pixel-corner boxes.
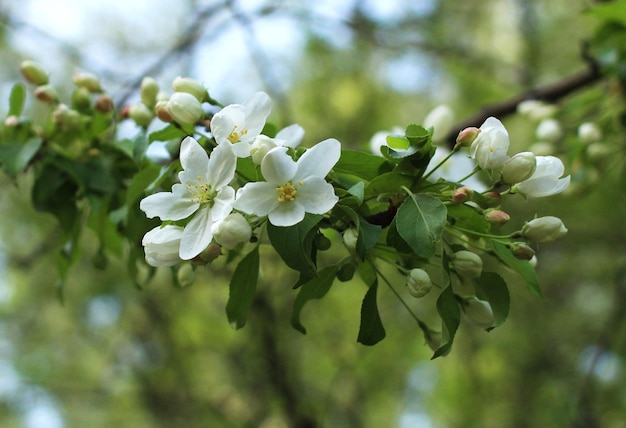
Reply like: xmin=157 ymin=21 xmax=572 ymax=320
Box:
xmin=187 ymin=177 xmax=217 ymax=204
xmin=277 ymin=182 xmax=297 ymax=202
xmin=227 ymin=126 xmax=248 ymax=143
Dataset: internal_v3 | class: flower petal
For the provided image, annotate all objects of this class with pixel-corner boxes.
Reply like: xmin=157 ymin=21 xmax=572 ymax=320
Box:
xmin=261 ymin=147 xmax=297 ymax=184
xmin=268 ymin=200 xmax=305 ymax=227
xmin=179 ymin=206 xmax=214 ymax=260
xmin=535 ymin=155 xmax=565 ymax=177
xmin=140 ymin=184 xmax=198 ymax=220
xmin=231 ymin=141 xmax=252 ymax=158
xmin=295 ymin=177 xmax=338 ymax=214
xmin=294 ymin=138 xmax=341 ymax=181
xmin=207 ymin=143 xmax=237 ymax=188
xmin=178 ymin=137 xmax=209 ymax=184
xmin=242 ymin=92 xmax=272 ymax=139
xmin=234 ymin=182 xmax=280 ymax=216
xmin=276 ymin=124 xmax=305 ymax=148
xmin=211 ymin=186 xmax=236 ymax=222
xmin=211 ymin=104 xmax=245 ymax=145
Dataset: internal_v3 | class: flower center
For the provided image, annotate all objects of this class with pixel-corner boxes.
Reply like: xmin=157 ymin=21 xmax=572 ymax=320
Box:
xmin=227 ymin=125 xmax=248 ymax=144
xmin=187 ymin=177 xmax=218 ymax=205
xmin=277 ymin=182 xmax=299 ymax=202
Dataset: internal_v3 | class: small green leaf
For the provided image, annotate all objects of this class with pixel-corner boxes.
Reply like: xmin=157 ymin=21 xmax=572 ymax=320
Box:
xmin=148 ymin=124 xmax=187 ymax=142
xmin=333 ymin=149 xmax=391 ymax=180
xmin=405 ymin=124 xmax=431 ymax=146
xmin=357 ymin=280 xmax=386 ymax=345
xmin=347 ymin=181 xmax=365 ymax=204
xmin=133 ymin=132 xmax=149 ymax=164
xmin=8 ymin=83 xmax=26 ymax=117
xmin=386 ymin=135 xmax=409 ymax=149
xmin=226 ymin=246 xmax=260 ymax=329
xmin=267 ymin=214 xmax=321 ymax=278
xmin=291 ymin=265 xmax=338 ymax=334
xmin=396 ymin=192 xmax=447 ymax=258
xmin=432 ymin=283 xmax=460 ymax=358
xmin=0 ymin=137 xmax=43 ymax=175
xmin=491 ymin=241 xmax=541 ymax=296
xmin=32 ymin=161 xmax=79 ymax=235
xmin=357 ymin=218 xmax=382 ymax=260
xmin=474 ymin=272 xmax=510 ymax=329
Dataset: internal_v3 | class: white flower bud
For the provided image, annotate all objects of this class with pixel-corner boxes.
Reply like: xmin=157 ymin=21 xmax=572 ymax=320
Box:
xmin=129 ymin=103 xmax=154 ymax=128
xmin=500 ymin=151 xmax=537 ymax=184
xmin=463 ymin=296 xmax=495 ymax=329
xmin=578 ymin=122 xmax=602 ymax=144
xmin=142 ymin=225 xmax=183 ymax=267
xmin=517 ymin=100 xmax=557 ymax=121
xmin=213 ymin=213 xmax=252 ymax=250
xmin=406 ymin=268 xmax=432 ymax=298
xmin=140 ymin=77 xmax=160 ymax=109
xmin=20 ymin=60 xmax=49 ymax=86
xmin=176 ymin=263 xmax=196 ymax=287
xmin=535 ymin=118 xmax=562 ymax=142
xmin=343 ymin=228 xmax=358 ymax=256
xmin=172 ymin=76 xmax=208 ymax=102
xmin=72 ymin=72 xmax=101 ymax=93
xmin=424 ymin=104 xmax=454 ymax=143
xmin=250 ymin=135 xmax=278 ymax=165
xmin=522 ymin=216 xmax=567 ymax=243
xmin=167 ymin=92 xmax=203 ymax=125
xmin=452 ymin=251 xmax=483 ymax=278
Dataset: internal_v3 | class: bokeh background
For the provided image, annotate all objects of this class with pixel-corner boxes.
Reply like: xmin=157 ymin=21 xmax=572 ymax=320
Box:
xmin=0 ymin=0 xmax=625 ymax=427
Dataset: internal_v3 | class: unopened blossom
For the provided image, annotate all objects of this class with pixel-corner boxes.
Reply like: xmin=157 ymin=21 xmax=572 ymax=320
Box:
xmin=140 ymin=77 xmax=159 ymax=108
xmin=500 ymin=152 xmax=536 ymax=185
xmin=234 ymin=138 xmax=341 ymax=227
xmin=470 ymin=117 xmax=510 ymax=170
xmin=172 ymin=76 xmax=208 ymax=102
xmin=423 ymin=105 xmax=454 ymax=143
xmin=140 ymin=137 xmax=237 ymax=260
xmin=462 ymin=296 xmax=495 ymax=329
xmin=535 ymin=118 xmax=562 ymax=142
xmin=167 ymin=92 xmax=204 ymax=125
xmin=578 ymin=122 xmax=602 ymax=143
xmin=452 ymin=251 xmax=483 ymax=279
xmin=211 ymin=91 xmax=272 ymax=157
xmin=485 ymin=209 xmax=510 ymax=226
xmin=249 ymin=124 xmax=305 ymax=165
xmin=509 ymin=242 xmax=535 ymax=261
xmin=407 ymin=268 xmax=433 ymax=298
xmin=20 ymin=60 xmax=49 ymax=86
xmin=142 ymin=225 xmax=184 ymax=267
xmin=515 ymin=155 xmax=570 ymax=197
xmin=455 ymin=126 xmax=480 ymax=147
xmin=72 ymin=72 xmax=101 ymax=93
xmin=213 ymin=212 xmax=252 ymax=250
xmin=522 ymin=216 xmax=567 ymax=243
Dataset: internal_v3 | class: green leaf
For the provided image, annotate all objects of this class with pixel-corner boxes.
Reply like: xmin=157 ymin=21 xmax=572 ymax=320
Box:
xmin=148 ymin=124 xmax=187 ymax=142
xmin=334 ymin=205 xmax=381 ymax=259
xmin=432 ymin=283 xmax=460 ymax=358
xmin=8 ymin=83 xmax=26 ymax=117
xmin=347 ymin=181 xmax=364 ymax=204
xmin=86 ymin=196 xmax=123 ymax=256
xmin=126 ymin=164 xmax=161 ymax=205
xmin=588 ymin=2 xmax=626 ymax=25
xmin=474 ymin=272 xmax=510 ymax=329
xmin=364 ymin=172 xmax=413 ymax=197
xmin=386 ymin=135 xmax=409 ymax=149
xmin=236 ymin=156 xmax=258 ymax=182
xmin=0 ymin=137 xmax=43 ymax=175
xmin=133 ymin=132 xmax=149 ymax=165
xmin=267 ymin=214 xmax=322 ymax=278
xmin=446 ymin=203 xmax=491 ymax=235
xmin=333 ymin=149 xmax=391 ymax=180
xmin=291 ymin=265 xmax=338 ymax=334
xmin=357 ymin=259 xmax=377 ymax=287
xmin=32 ymin=161 xmax=79 ymax=234
xmin=491 ymin=241 xmax=541 ymax=296
xmin=226 ymin=246 xmax=260 ymax=329
xmin=405 ymin=124 xmax=431 ymax=146
xmin=357 ymin=280 xmax=386 ymax=345
xmin=396 ymin=192 xmax=447 ymax=258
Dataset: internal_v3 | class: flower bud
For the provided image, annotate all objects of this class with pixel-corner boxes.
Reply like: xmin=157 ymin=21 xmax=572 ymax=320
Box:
xmin=213 ymin=213 xmax=252 ymax=250
xmin=535 ymin=118 xmax=562 ymax=142
xmin=452 ymin=251 xmax=483 ymax=278
xmin=20 ymin=60 xmax=49 ymax=86
xmin=140 ymin=77 xmax=160 ymax=109
xmin=424 ymin=104 xmax=454 ymax=143
xmin=172 ymin=76 xmax=208 ymax=102
xmin=129 ymin=103 xmax=154 ymax=128
xmin=578 ymin=122 xmax=601 ymax=143
xmin=455 ymin=126 xmax=480 ymax=147
xmin=154 ymin=100 xmax=173 ymax=122
xmin=482 ymin=191 xmax=502 ymax=208
xmin=250 ymin=135 xmax=277 ymax=165
xmin=72 ymin=72 xmax=101 ymax=93
xmin=52 ymin=104 xmax=81 ymax=131
xmin=167 ymin=92 xmax=203 ymax=125
xmin=509 ymin=242 xmax=535 ymax=260
xmin=200 ymin=243 xmax=222 ymax=263
xmin=94 ymin=93 xmax=114 ymax=114
xmin=522 ymin=216 xmax=567 ymax=243
xmin=176 ymin=263 xmax=196 ymax=287
xmin=406 ymin=268 xmax=433 ymax=298
xmin=517 ymin=100 xmax=557 ymax=121
xmin=34 ymin=84 xmax=59 ymax=103
xmin=71 ymin=87 xmax=92 ymax=113
xmin=500 ymin=151 xmax=536 ymax=184
xmin=462 ymin=296 xmax=494 ymax=329
xmin=343 ymin=228 xmax=358 ymax=256
xmin=142 ymin=225 xmax=183 ymax=267
xmin=452 ymin=186 xmax=474 ymax=204
xmin=484 ymin=209 xmax=510 ymax=226
xmin=4 ymin=115 xmax=19 ymax=127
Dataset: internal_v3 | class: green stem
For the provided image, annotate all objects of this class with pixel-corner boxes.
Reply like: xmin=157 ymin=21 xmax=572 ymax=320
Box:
xmin=450 ymin=224 xmax=517 ymax=240
xmin=456 ymin=165 xmax=481 ymax=184
xmin=422 ymin=147 xmax=459 ymax=181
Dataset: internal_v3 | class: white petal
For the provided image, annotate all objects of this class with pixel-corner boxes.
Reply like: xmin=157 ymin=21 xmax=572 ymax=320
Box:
xmin=268 ymin=201 xmax=305 ymax=227
xmin=295 ymin=177 xmax=339 ymax=214
xmin=140 ymin=184 xmax=198 ymax=220
xmin=276 ymin=124 xmax=305 ymax=148
xmin=234 ymin=182 xmax=280 ymax=216
xmin=480 ymin=117 xmax=508 ymax=137
xmin=242 ymin=92 xmax=272 ymax=139
xmin=178 ymin=137 xmax=208 ymax=181
xmin=179 ymin=206 xmax=214 ymax=260
xmin=294 ymin=138 xmax=341 ymax=181
xmin=142 ymin=224 xmax=184 ymax=245
xmin=211 ymin=105 xmax=245 ymax=144
xmin=535 ymin=155 xmax=565 ymax=177
xmin=231 ymin=141 xmax=251 ymax=158
xmin=261 ymin=147 xmax=297 ymax=184
xmin=207 ymin=143 xmax=236 ymax=188
xmin=211 ymin=186 xmax=236 ymax=222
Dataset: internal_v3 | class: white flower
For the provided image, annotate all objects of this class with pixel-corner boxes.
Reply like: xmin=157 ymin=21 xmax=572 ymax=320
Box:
xmin=463 ymin=296 xmax=495 ymax=329
xmin=249 ymin=124 xmax=305 ymax=165
xmin=234 ymin=138 xmax=341 ymax=227
xmin=522 ymin=216 xmax=568 ymax=243
xmin=470 ymin=117 xmax=510 ymax=170
xmin=515 ymin=155 xmax=570 ymax=197
xmin=210 ymin=91 xmax=272 ymax=157
xmin=424 ymin=104 xmax=454 ymax=143
xmin=140 ymin=137 xmax=237 ymax=260
xmin=142 ymin=225 xmax=184 ymax=267
xmin=213 ymin=212 xmax=252 ymax=250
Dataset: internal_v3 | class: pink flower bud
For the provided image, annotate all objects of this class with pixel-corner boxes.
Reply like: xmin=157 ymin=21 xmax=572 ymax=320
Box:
xmin=484 ymin=209 xmax=510 ymax=226
xmin=482 ymin=191 xmax=502 ymax=208
xmin=154 ymin=100 xmax=173 ymax=122
xmin=455 ymin=126 xmax=480 ymax=147
xmin=94 ymin=94 xmax=114 ymax=113
xmin=34 ymin=85 xmax=59 ymax=103
xmin=509 ymin=242 xmax=535 ymax=260
xmin=452 ymin=186 xmax=474 ymax=204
